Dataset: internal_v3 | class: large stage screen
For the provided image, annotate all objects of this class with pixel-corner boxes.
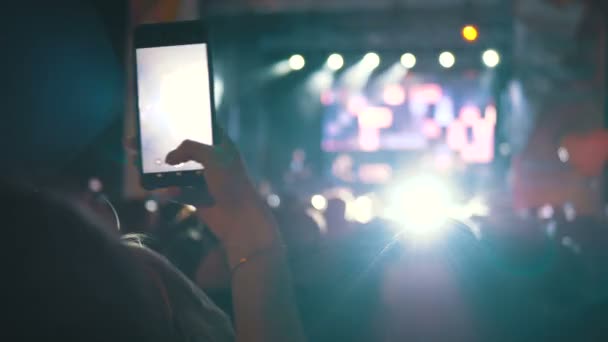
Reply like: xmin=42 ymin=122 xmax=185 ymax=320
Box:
xmin=321 ymin=73 xmax=496 ymax=166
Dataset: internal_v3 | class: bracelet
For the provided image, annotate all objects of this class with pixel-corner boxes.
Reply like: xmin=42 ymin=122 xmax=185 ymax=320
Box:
xmin=230 ymin=244 xmax=285 ymax=276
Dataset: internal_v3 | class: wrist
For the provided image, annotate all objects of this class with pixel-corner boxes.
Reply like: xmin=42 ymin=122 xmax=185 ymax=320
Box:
xmin=228 ymin=242 xmax=286 ymax=277
xmin=199 ymin=220 xmax=281 ymax=268
xmin=223 ymin=230 xmax=284 ymax=269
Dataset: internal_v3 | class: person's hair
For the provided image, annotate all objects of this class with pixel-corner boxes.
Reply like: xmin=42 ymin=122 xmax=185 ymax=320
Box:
xmin=0 ymin=179 xmax=175 ymax=341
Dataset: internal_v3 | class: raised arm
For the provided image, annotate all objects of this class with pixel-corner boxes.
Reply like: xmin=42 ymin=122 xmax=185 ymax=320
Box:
xmin=166 ymin=134 xmax=306 ymax=342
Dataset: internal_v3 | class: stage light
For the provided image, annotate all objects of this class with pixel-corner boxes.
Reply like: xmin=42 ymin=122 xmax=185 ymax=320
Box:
xmin=462 ymin=25 xmax=479 ymax=42
xmin=339 ymin=53 xmax=381 ymax=90
xmin=400 ymin=53 xmax=416 ymax=69
xmin=373 ymin=63 xmax=409 ymax=91
xmin=385 ymin=175 xmax=453 ymax=239
xmin=289 ymin=54 xmax=305 ymax=70
xmin=311 ymin=194 xmax=328 ymax=211
xmin=327 ymin=53 xmax=344 ymax=71
xmin=362 ymin=52 xmax=380 ymax=70
xmin=439 ymin=52 xmax=455 ymax=68
xmin=482 ymin=49 xmax=500 ymax=68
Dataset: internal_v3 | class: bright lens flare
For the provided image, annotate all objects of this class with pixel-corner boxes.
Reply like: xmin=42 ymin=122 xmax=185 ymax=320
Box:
xmin=386 ymin=176 xmax=453 ymax=240
xmin=289 ymin=54 xmax=306 ymax=70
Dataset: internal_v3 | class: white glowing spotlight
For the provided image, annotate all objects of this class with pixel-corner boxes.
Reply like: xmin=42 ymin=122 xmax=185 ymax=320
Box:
xmin=289 ymin=54 xmax=306 ymax=71
xmin=311 ymin=194 xmax=328 ymax=211
xmin=327 ymin=53 xmax=344 ymax=71
xmin=362 ymin=52 xmax=381 ymax=71
xmin=339 ymin=53 xmax=381 ymax=90
xmin=385 ymin=175 xmax=453 ymax=239
xmin=439 ymin=51 xmax=456 ymax=69
xmin=482 ymin=49 xmax=501 ymax=68
xmin=400 ymin=53 xmax=416 ymax=69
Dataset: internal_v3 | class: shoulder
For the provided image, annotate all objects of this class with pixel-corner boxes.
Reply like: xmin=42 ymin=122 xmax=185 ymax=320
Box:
xmin=127 ymin=243 xmax=235 ymax=342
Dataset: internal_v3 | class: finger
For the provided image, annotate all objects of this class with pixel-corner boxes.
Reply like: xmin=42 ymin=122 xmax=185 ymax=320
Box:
xmin=166 ymin=139 xmax=213 ymax=166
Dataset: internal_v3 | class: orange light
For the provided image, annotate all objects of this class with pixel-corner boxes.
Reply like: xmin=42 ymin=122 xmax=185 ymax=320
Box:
xmin=462 ymin=25 xmax=479 ymax=42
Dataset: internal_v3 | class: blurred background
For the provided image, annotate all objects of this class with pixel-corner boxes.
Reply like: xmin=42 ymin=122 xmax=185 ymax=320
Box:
xmin=3 ymin=0 xmax=608 ymax=340
xmin=6 ymin=0 xmax=605 ymax=218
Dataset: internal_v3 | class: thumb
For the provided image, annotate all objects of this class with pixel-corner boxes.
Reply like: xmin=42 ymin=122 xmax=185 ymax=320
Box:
xmin=166 ymin=140 xmax=213 ymax=166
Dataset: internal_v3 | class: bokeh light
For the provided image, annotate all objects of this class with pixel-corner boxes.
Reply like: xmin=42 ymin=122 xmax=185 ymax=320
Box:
xmin=267 ymin=194 xmax=281 ymax=208
xmin=351 ymin=195 xmax=375 ymax=224
xmin=462 ymin=25 xmax=479 ymax=42
xmin=383 ymin=84 xmax=406 ymax=106
xmin=289 ymin=54 xmax=306 ymax=70
xmin=362 ymin=52 xmax=380 ymax=70
xmin=439 ymin=51 xmax=456 ymax=68
xmin=145 ymin=200 xmax=158 ymax=213
xmin=327 ymin=53 xmax=344 ymax=71
xmin=88 ymin=178 xmax=103 ymax=193
xmin=558 ymin=147 xmax=570 ymax=163
xmin=311 ymin=194 xmax=328 ymax=211
xmin=482 ymin=49 xmax=501 ymax=68
xmin=400 ymin=53 xmax=416 ymax=69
